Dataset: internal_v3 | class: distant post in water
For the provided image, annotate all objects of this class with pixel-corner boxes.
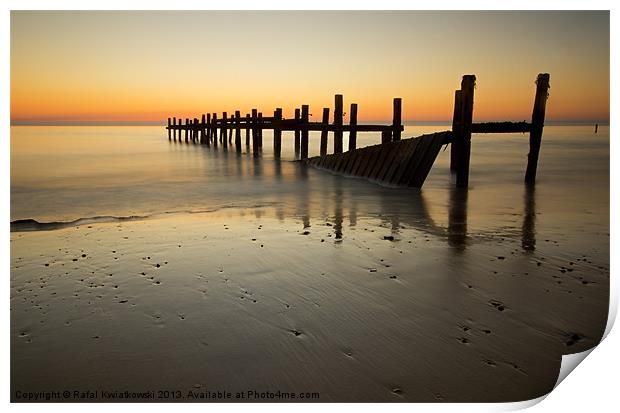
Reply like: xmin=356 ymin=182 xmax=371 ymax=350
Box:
xmin=273 ymin=108 xmax=283 ymax=158
xmin=294 ymin=108 xmax=301 ymax=159
xmin=221 ymin=112 xmax=228 ymax=148
xmin=235 ymin=110 xmax=242 ymax=151
xmin=201 ymin=114 xmax=206 ymax=144
xmin=301 ymin=105 xmax=309 ymax=159
xmin=172 ymin=117 xmax=177 ymax=140
xmin=205 ymin=114 xmax=211 ymax=146
xmin=453 ymin=75 xmax=475 ymax=188
xmin=167 ymin=118 xmax=171 ymax=140
xmin=185 ymin=118 xmax=189 ymax=142
xmin=392 ymin=98 xmax=402 ymax=141
xmin=193 ymin=118 xmax=198 ymax=142
xmin=525 ymin=73 xmax=550 ymax=184
xmin=251 ymin=109 xmax=259 ymax=156
xmin=334 ymin=94 xmax=343 ymax=154
xmin=212 ymin=113 xmax=218 ymax=147
xmin=320 ymin=108 xmax=330 ymax=156
xmin=348 ymin=103 xmax=358 ymax=151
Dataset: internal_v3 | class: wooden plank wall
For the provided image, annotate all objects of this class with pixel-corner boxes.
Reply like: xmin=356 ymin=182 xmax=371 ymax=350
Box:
xmin=305 ymin=131 xmax=451 ymax=189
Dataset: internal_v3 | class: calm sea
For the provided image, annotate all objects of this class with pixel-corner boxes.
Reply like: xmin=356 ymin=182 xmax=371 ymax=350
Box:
xmin=10 ymin=124 xmax=609 ymax=249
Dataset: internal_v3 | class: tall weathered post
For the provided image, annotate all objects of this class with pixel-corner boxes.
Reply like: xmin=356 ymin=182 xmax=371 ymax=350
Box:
xmin=294 ymin=108 xmax=301 ymax=159
xmin=301 ymin=105 xmax=309 ymax=159
xmin=167 ymin=118 xmax=171 ymax=140
xmin=320 ymin=108 xmax=330 ymax=156
xmin=193 ymin=118 xmax=198 ymax=142
xmin=273 ymin=108 xmax=283 ymax=158
xmin=392 ymin=98 xmax=402 ymax=141
xmin=525 ymin=73 xmax=550 ymax=184
xmin=348 ymin=103 xmax=358 ymax=151
xmin=453 ymin=75 xmax=475 ymax=188
xmin=172 ymin=117 xmax=177 ymax=140
xmin=334 ymin=94 xmax=343 ymax=154
xmin=235 ymin=110 xmax=242 ymax=151
xmin=185 ymin=118 xmax=189 ymax=143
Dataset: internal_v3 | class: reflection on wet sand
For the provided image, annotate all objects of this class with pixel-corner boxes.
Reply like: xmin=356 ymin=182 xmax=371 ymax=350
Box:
xmin=522 ymin=185 xmax=537 ymax=252
xmin=165 ymin=142 xmax=537 ymax=252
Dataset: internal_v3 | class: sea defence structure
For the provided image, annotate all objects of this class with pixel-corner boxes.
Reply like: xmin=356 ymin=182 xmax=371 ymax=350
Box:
xmin=165 ymin=73 xmax=550 ymax=188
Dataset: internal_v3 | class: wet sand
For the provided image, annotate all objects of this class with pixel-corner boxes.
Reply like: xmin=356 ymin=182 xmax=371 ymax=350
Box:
xmin=10 ymin=205 xmax=608 ymax=402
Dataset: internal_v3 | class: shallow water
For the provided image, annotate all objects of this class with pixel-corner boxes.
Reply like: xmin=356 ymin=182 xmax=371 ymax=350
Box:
xmin=10 ymin=124 xmax=610 ymax=402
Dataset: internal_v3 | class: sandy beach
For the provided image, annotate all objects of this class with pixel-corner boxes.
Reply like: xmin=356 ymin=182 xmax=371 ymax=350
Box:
xmin=10 ymin=194 xmax=608 ymax=402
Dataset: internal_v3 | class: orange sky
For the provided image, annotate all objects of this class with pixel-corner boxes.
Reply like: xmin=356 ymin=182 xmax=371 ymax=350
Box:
xmin=11 ymin=11 xmax=610 ymax=124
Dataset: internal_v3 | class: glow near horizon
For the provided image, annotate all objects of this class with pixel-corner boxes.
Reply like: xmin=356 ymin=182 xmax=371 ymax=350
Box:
xmin=10 ymin=11 xmax=610 ymax=124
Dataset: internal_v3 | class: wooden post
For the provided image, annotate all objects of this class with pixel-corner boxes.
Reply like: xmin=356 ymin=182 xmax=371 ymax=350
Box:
xmin=392 ymin=98 xmax=402 ymax=141
xmin=348 ymin=103 xmax=358 ymax=151
xmin=320 ymin=108 xmax=329 ymax=156
xmin=301 ymin=105 xmax=309 ymax=159
xmin=252 ymin=109 xmax=259 ymax=156
xmin=235 ymin=110 xmax=242 ymax=151
xmin=221 ymin=112 xmax=228 ymax=148
xmin=525 ymin=73 xmax=550 ymax=184
xmin=172 ymin=117 xmax=177 ymax=140
xmin=294 ymin=108 xmax=301 ymax=159
xmin=334 ymin=94 xmax=343 ymax=154
xmin=245 ymin=114 xmax=250 ymax=146
xmin=167 ymin=118 xmax=171 ymax=140
xmin=381 ymin=130 xmax=391 ymax=144
xmin=274 ymin=108 xmax=282 ymax=158
xmin=206 ymin=113 xmax=211 ymax=145
xmin=212 ymin=113 xmax=218 ymax=147
xmin=193 ymin=118 xmax=198 ymax=142
xmin=449 ymin=90 xmax=463 ymax=177
xmin=201 ymin=114 xmax=206 ymax=144
xmin=185 ymin=118 xmax=189 ymax=142
xmin=228 ymin=114 xmax=234 ymax=144
xmin=454 ymin=75 xmax=475 ymax=188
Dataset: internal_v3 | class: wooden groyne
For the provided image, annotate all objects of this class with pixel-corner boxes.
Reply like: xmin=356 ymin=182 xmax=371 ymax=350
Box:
xmin=166 ymin=73 xmax=549 ymax=189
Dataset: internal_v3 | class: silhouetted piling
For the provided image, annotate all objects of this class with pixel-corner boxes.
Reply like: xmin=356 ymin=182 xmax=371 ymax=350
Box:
xmin=251 ymin=109 xmax=259 ymax=156
xmin=392 ymin=98 xmax=402 ymax=141
xmin=301 ymin=105 xmax=309 ymax=159
xmin=525 ymin=73 xmax=550 ymax=184
xmin=320 ymin=108 xmax=330 ymax=156
xmin=274 ymin=108 xmax=282 ymax=158
xmin=334 ymin=94 xmax=344 ymax=154
xmin=349 ymin=103 xmax=358 ymax=151
xmin=212 ymin=113 xmax=218 ymax=147
xmin=235 ymin=111 xmax=242 ymax=151
xmin=452 ymin=75 xmax=475 ymax=187
xmin=167 ymin=118 xmax=171 ymax=140
xmin=294 ymin=108 xmax=301 ymax=159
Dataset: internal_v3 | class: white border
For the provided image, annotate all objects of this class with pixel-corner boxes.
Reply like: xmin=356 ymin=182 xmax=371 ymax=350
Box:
xmin=2 ymin=2 xmax=617 ymax=412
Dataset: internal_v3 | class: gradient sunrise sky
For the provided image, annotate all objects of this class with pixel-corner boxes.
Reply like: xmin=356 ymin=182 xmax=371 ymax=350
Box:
xmin=10 ymin=10 xmax=609 ymax=125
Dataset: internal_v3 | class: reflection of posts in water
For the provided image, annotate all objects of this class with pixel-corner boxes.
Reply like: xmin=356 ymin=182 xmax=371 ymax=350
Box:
xmin=334 ymin=179 xmax=343 ymax=239
xmin=522 ymin=185 xmax=536 ymax=252
xmin=448 ymin=188 xmax=468 ymax=251
xmin=252 ymin=153 xmax=263 ymax=178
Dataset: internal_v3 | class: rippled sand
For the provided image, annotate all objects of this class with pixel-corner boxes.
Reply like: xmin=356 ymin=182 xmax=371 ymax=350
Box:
xmin=10 ymin=206 xmax=608 ymax=402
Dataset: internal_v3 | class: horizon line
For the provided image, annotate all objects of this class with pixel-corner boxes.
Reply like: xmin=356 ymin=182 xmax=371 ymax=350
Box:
xmin=10 ymin=119 xmax=610 ymax=127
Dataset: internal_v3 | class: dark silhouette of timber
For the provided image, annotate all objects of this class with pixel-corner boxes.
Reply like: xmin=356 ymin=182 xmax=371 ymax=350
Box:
xmin=165 ymin=73 xmax=549 ymax=189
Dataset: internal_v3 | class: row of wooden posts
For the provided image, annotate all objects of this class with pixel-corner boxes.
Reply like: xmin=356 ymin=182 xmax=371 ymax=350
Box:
xmin=166 ymin=95 xmax=404 ymax=160
xmin=166 ymin=73 xmax=550 ymax=187
xmin=448 ymin=73 xmax=550 ymax=186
